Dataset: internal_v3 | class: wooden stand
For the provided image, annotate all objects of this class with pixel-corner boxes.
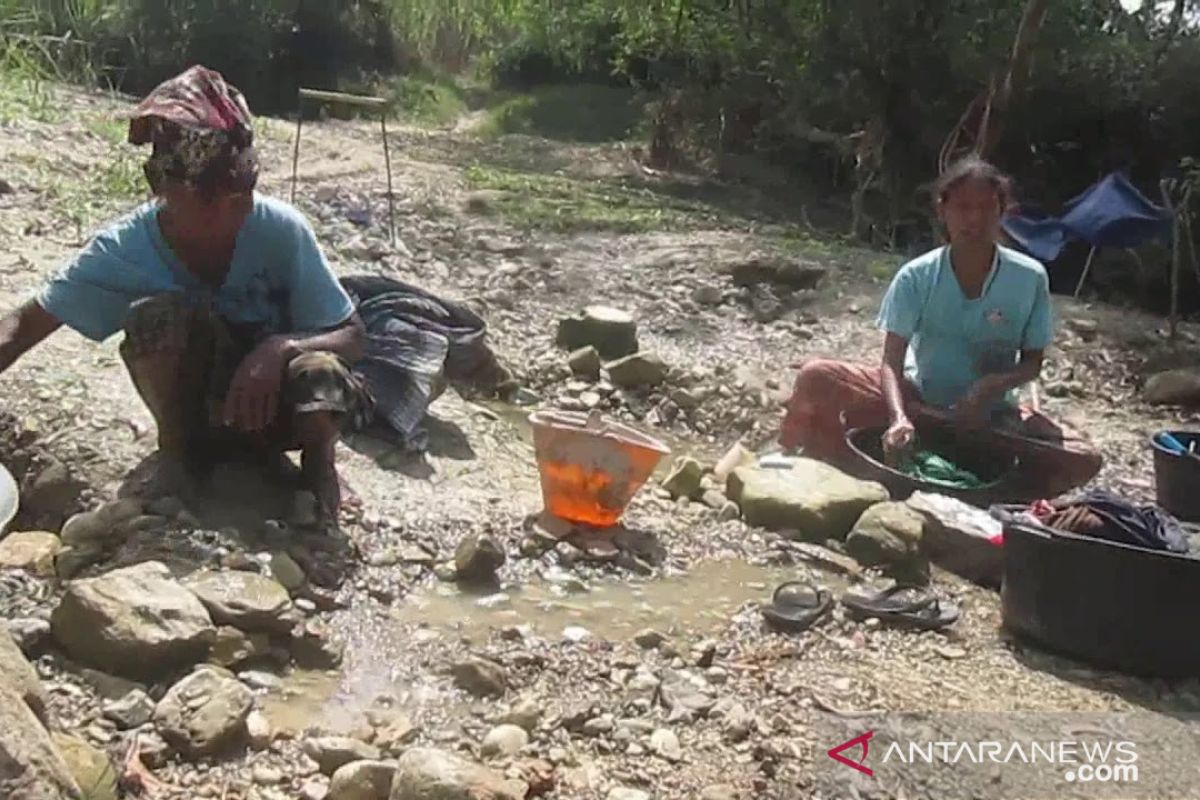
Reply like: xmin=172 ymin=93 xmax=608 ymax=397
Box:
xmin=290 ymin=88 xmax=397 ymax=245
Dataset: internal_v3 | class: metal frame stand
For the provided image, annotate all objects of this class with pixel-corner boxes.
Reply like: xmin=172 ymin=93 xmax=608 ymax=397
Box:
xmin=290 ymin=88 xmax=396 ymax=245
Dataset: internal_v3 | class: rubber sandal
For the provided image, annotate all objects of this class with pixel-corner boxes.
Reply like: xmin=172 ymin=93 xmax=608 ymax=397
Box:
xmin=840 ymin=584 xmax=959 ymax=631
xmin=762 ymin=581 xmax=834 ymax=632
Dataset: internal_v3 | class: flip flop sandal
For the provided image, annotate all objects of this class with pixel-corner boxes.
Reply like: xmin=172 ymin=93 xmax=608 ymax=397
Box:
xmin=762 ymin=581 xmax=834 ymax=632
xmin=840 ymin=585 xmax=960 ymax=631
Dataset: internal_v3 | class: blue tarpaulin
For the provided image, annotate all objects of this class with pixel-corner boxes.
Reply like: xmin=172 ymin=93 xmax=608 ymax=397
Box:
xmin=1001 ymin=172 xmax=1173 ymax=263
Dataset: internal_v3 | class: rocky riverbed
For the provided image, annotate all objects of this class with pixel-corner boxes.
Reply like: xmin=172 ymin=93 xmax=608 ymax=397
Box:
xmin=3 ymin=83 xmax=1200 ymax=800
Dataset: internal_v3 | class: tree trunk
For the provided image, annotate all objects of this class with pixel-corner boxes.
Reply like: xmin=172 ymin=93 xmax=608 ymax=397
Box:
xmin=978 ymin=0 xmax=1051 ymax=159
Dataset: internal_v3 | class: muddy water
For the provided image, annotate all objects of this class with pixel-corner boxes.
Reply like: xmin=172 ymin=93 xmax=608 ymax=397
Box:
xmin=260 ymin=559 xmax=826 ymax=736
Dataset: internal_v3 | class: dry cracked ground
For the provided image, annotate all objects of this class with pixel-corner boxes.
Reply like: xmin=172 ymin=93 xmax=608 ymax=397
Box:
xmin=3 ymin=83 xmax=1200 ymax=800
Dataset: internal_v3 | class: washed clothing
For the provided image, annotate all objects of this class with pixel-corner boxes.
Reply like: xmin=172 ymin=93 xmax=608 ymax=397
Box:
xmin=119 ymin=294 xmax=373 ymax=461
xmin=877 ymin=245 xmax=1053 ymax=410
xmin=38 ymin=193 xmax=353 ymax=342
xmin=779 ymin=359 xmax=1102 ymax=501
xmin=1042 ymin=489 xmax=1187 ymax=553
xmin=340 ymin=274 xmax=508 ymax=452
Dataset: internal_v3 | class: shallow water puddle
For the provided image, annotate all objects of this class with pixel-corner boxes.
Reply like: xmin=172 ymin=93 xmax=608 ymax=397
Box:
xmin=398 ymin=558 xmax=797 ymax=643
xmin=260 ymin=559 xmax=813 ymax=735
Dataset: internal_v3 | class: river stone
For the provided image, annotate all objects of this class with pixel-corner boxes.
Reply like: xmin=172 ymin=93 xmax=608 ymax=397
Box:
xmin=59 ymin=499 xmax=143 ymax=547
xmin=184 ymin=570 xmax=293 ymax=633
xmin=270 ymin=551 xmax=308 ymax=591
xmin=700 ymin=786 xmax=739 ymax=800
xmin=0 ymin=680 xmax=81 ymax=800
xmin=495 ymin=699 xmax=542 ymax=733
xmin=103 ymin=689 xmax=155 ymax=729
xmin=6 ymin=617 xmax=51 ymax=655
xmin=1145 ymin=368 xmax=1200 ymax=406
xmin=607 ymin=790 xmax=651 ymax=800
xmin=481 ymin=724 xmax=528 ymax=758
xmin=906 ymin=492 xmax=1003 ymax=586
xmin=54 ymin=545 xmax=102 ymax=580
xmin=727 ymin=458 xmax=888 ymax=540
xmin=390 ymin=747 xmax=524 ymax=800
xmin=208 ymin=626 xmax=271 ymax=669
xmin=52 ymin=732 xmax=117 ymax=800
xmin=303 ymin=737 xmax=382 ymax=776
xmin=845 ymin=502 xmax=930 ymax=583
xmin=662 ymin=458 xmax=703 ymax=500
xmin=21 ymin=460 xmax=84 ymax=524
xmin=52 ymin=561 xmax=215 ymax=678
xmin=568 ymin=346 xmax=602 ymax=380
xmin=245 ymin=710 xmax=274 ymax=750
xmin=153 ymin=666 xmax=253 ymax=757
xmin=606 ymin=353 xmax=667 ymax=388
xmin=650 ymin=728 xmax=682 ymax=762
xmin=0 ymin=627 xmax=49 ymax=724
xmin=374 ymin=715 xmax=418 ymax=755
xmin=0 ymin=531 xmax=62 ymax=576
xmin=724 ymin=254 xmax=827 ymax=290
xmin=556 ymin=306 xmax=639 ymax=360
xmin=330 ymin=760 xmax=396 ymax=800
xmin=454 ymin=534 xmax=506 ymax=584
xmin=452 ymin=658 xmax=507 ymax=698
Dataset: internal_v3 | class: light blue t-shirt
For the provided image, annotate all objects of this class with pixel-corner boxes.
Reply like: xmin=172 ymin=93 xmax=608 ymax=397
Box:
xmin=877 ymin=245 xmax=1053 ymax=410
xmin=38 ymin=193 xmax=354 ymax=343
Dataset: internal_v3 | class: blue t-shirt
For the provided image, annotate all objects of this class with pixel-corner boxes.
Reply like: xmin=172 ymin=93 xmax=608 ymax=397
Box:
xmin=38 ymin=193 xmax=354 ymax=342
xmin=877 ymin=245 xmax=1053 ymax=410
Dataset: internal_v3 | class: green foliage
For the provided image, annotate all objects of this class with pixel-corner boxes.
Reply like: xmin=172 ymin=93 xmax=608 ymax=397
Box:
xmin=479 ymin=84 xmax=644 ymax=142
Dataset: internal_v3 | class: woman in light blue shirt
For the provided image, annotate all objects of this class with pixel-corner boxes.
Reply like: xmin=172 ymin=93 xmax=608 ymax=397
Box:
xmin=781 ymin=156 xmax=1102 ymax=499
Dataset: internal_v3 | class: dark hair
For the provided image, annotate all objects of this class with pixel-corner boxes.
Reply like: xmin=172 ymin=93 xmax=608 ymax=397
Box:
xmin=936 ymin=154 xmax=1014 ymax=211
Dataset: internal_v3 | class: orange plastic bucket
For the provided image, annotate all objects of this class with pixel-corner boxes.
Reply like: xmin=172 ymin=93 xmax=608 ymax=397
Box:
xmin=529 ymin=410 xmax=670 ymax=528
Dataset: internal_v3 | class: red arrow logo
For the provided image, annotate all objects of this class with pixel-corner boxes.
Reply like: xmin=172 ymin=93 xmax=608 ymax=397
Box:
xmin=828 ymin=731 xmax=875 ymax=776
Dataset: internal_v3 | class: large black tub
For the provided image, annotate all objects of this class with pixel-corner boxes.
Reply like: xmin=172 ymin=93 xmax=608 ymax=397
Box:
xmin=995 ymin=505 xmax=1200 ymax=677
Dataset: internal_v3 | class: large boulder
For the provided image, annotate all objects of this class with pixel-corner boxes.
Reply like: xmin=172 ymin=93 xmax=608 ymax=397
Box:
xmin=52 ymin=733 xmax=117 ymax=800
xmin=1144 ymin=368 xmax=1200 ymax=406
xmin=555 ymin=306 xmax=639 ymax=360
xmin=183 ymin=570 xmax=293 ymax=633
xmin=0 ymin=628 xmax=49 ymax=724
xmin=845 ymin=502 xmax=930 ymax=584
xmin=153 ymin=666 xmax=252 ymax=758
xmin=51 ymin=561 xmax=215 ymax=678
xmin=390 ymin=747 xmax=525 ymax=800
xmin=0 ymin=680 xmax=81 ymax=800
xmin=727 ymin=458 xmax=888 ymax=540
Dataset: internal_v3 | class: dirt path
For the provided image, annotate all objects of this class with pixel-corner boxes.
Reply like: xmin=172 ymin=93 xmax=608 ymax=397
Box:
xmin=3 ymin=84 xmax=1200 ymax=800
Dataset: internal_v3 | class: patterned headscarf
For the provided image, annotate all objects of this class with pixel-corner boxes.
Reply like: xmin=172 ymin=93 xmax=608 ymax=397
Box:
xmin=126 ymin=65 xmax=259 ymax=196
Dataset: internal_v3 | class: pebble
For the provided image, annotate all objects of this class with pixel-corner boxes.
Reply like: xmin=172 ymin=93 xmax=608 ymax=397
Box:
xmin=253 ymin=765 xmax=285 ymax=785
xmin=481 ymin=724 xmax=529 ymax=758
xmin=299 ymin=777 xmax=329 ymax=800
xmin=562 ymin=626 xmax=592 ymax=644
xmin=246 ymin=710 xmax=274 ymax=750
xmin=239 ymin=670 xmax=284 ymax=691
xmin=583 ymin=715 xmax=615 ymax=736
xmin=633 ymin=629 xmax=668 ymax=650
xmin=936 ymin=645 xmax=968 ymax=660
xmin=650 ymin=728 xmax=682 ymax=762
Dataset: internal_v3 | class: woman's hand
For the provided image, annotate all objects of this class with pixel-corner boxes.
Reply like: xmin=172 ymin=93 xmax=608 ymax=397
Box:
xmin=953 ymin=377 xmax=999 ymax=431
xmin=882 ymin=414 xmax=915 ymax=457
xmin=223 ymin=337 xmax=292 ymax=431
